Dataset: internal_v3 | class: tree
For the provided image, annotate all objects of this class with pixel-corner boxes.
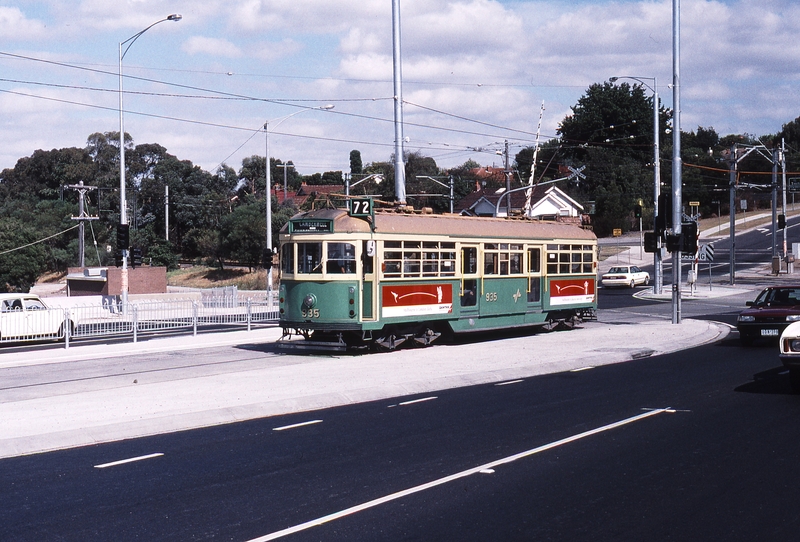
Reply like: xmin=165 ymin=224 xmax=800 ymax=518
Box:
xmin=350 ymin=150 xmax=363 ymax=175
xmin=0 ymin=217 xmax=48 ymax=292
xmin=220 ymin=202 xmax=265 ymax=271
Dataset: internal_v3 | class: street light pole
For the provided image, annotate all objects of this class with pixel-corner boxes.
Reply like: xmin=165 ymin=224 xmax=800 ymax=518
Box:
xmin=118 ymin=14 xmax=181 ymax=307
xmin=609 ymin=75 xmax=662 ymax=294
xmin=264 ymin=105 xmax=334 ymax=293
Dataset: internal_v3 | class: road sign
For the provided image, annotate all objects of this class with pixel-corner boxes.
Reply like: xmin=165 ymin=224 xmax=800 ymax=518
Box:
xmin=699 ymin=244 xmax=715 ymax=262
xmin=568 ymin=165 xmax=586 ymax=180
xmin=689 ymin=201 xmax=700 ymax=207
xmin=613 ymin=228 xmax=622 ymax=237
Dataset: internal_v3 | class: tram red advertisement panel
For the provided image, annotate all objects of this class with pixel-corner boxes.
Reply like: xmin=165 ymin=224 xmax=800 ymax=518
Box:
xmin=381 ymin=283 xmax=454 ymax=318
xmin=549 ymin=278 xmax=595 ymax=306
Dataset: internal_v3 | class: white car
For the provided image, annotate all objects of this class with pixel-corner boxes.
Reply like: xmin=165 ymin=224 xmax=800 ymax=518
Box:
xmin=779 ymin=321 xmax=800 ymax=392
xmin=601 ymin=265 xmax=650 ymax=288
xmin=0 ymin=293 xmax=74 ymax=341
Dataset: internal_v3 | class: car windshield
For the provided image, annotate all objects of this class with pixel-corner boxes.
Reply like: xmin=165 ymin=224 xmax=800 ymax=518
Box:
xmin=753 ymin=288 xmax=800 ymax=307
xmin=608 ymin=267 xmax=629 ymax=274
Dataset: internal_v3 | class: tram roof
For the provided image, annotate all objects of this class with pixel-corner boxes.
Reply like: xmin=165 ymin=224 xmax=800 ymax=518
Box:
xmin=283 ymin=209 xmax=596 ymax=242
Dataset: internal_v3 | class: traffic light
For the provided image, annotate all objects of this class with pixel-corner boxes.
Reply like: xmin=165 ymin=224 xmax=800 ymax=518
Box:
xmin=131 ymin=247 xmax=142 ymax=268
xmin=666 ymin=234 xmax=680 ymax=252
xmin=634 ymin=204 xmax=642 ymax=218
xmin=644 ymin=231 xmax=658 ymax=253
xmin=679 ymin=222 xmax=698 ymax=254
xmin=779 ymin=214 xmax=786 ymax=229
xmin=114 ymin=249 xmax=124 ymax=267
xmin=655 ymin=194 xmax=672 ymax=232
xmin=116 ymin=223 xmax=129 ymax=250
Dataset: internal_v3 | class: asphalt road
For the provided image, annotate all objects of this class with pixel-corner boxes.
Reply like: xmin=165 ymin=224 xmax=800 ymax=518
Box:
xmin=1 ymin=325 xmax=797 ymax=541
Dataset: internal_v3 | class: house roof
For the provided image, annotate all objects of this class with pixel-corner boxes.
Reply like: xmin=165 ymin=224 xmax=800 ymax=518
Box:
xmin=455 ymin=184 xmax=583 ymax=217
xmin=273 ymin=183 xmax=343 ymax=207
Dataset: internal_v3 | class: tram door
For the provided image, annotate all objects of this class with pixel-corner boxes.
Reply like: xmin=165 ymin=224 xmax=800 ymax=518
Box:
xmin=527 ymin=246 xmax=543 ymax=309
xmin=361 ymin=240 xmax=377 ymax=320
xmin=459 ymin=245 xmax=479 ymax=317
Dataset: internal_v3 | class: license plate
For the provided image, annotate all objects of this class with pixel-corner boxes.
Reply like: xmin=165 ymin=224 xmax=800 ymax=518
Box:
xmin=761 ymin=329 xmax=780 ymax=337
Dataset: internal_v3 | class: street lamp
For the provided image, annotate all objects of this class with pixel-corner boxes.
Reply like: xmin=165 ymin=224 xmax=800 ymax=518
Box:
xmin=346 ymin=173 xmax=384 ymax=198
xmin=264 ymin=104 xmax=334 ymax=294
xmin=609 ymin=75 xmax=662 ymax=294
xmin=118 ymin=14 xmax=181 ymax=307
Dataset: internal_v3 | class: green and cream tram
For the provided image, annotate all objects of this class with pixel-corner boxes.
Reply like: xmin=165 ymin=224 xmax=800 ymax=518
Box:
xmin=278 ymin=208 xmax=597 ymax=350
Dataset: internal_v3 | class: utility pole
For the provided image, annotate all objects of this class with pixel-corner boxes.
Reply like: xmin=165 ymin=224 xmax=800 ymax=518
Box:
xmin=67 ymin=181 xmax=99 ymax=268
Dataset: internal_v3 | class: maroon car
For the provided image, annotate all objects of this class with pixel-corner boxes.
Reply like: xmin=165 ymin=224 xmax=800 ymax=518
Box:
xmin=737 ymin=286 xmax=800 ymax=346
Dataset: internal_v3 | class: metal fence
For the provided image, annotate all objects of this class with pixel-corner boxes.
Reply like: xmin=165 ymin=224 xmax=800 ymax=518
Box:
xmin=0 ymin=294 xmax=278 ymax=348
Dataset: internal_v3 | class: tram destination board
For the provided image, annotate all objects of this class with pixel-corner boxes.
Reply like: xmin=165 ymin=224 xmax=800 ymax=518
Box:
xmin=349 ymin=198 xmax=373 ymax=218
xmin=289 ymin=219 xmax=333 ymax=233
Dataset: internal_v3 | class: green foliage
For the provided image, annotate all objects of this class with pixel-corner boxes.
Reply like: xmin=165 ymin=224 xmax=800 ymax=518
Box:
xmin=220 ymin=202 xmax=266 ymax=271
xmin=146 ymin=238 xmax=180 ymax=270
xmin=0 ymin=217 xmax=48 ymax=292
xmin=350 ymin=150 xmax=363 ymax=175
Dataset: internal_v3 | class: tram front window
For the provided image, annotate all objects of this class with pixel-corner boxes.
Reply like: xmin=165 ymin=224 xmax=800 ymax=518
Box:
xmin=327 ymin=242 xmax=356 ymax=274
xmin=298 ymin=242 xmax=323 ymax=274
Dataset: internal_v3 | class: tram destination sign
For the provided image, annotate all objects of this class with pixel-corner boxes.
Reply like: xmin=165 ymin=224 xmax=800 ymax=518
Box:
xmin=290 ymin=219 xmax=333 ymax=233
xmin=349 ymin=198 xmax=373 ymax=218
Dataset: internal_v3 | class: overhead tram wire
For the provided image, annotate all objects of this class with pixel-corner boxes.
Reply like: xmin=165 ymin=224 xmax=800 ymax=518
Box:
xmin=1 ymin=50 xmax=575 ymax=157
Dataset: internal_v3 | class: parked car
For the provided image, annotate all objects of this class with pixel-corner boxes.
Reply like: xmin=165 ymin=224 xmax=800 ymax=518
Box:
xmin=0 ymin=293 xmax=74 ymax=342
xmin=600 ymin=265 xmax=650 ymax=288
xmin=737 ymin=286 xmax=800 ymax=346
xmin=779 ymin=321 xmax=800 ymax=392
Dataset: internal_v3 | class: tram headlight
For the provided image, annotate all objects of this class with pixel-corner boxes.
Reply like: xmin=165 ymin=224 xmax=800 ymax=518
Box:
xmin=302 ymin=294 xmax=317 ymax=309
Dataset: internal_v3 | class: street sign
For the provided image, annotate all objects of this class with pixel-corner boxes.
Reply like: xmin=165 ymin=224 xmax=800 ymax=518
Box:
xmin=699 ymin=244 xmax=715 ymax=262
xmin=689 ymin=201 xmax=700 ymax=207
xmin=613 ymin=228 xmax=622 ymax=237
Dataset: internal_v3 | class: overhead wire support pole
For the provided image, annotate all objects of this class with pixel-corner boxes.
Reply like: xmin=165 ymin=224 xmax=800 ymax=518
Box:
xmin=118 ymin=14 xmax=181 ymax=308
xmin=392 ymin=0 xmax=406 ymax=205
xmin=672 ymin=0 xmax=682 ymax=324
xmin=782 ymin=139 xmax=789 ymax=265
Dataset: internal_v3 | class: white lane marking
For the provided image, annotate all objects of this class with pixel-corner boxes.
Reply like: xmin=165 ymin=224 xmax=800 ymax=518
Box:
xmin=94 ymin=453 xmax=164 ymax=469
xmin=247 ymin=408 xmax=674 ymax=542
xmin=398 ymin=396 xmax=437 ymax=406
xmin=273 ymin=420 xmax=323 ymax=432
xmin=570 ymin=366 xmax=595 ymax=372
xmin=495 ymin=379 xmax=524 ymax=386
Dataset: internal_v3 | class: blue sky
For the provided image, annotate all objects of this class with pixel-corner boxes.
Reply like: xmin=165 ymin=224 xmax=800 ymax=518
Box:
xmin=1 ymin=0 xmax=799 ymax=177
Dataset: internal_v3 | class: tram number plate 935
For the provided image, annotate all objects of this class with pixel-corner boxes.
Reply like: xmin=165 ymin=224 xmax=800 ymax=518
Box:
xmin=485 ymin=292 xmax=498 ymax=302
xmin=301 ymin=309 xmax=320 ymax=318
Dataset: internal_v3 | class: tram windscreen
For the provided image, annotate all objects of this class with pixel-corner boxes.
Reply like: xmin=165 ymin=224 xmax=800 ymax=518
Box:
xmin=298 ymin=242 xmax=323 ymax=274
xmin=327 ymin=242 xmax=356 ymax=274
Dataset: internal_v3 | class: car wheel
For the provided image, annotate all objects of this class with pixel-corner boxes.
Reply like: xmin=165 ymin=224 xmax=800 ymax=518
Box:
xmin=644 ymin=276 xmax=650 ymax=286
xmin=790 ymin=368 xmax=800 ymax=394
xmin=630 ymin=279 xmax=636 ymax=288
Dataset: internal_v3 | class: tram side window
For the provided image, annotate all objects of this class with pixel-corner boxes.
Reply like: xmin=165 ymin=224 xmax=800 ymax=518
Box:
xmin=327 ymin=242 xmax=356 ymax=274
xmin=528 ymin=248 xmax=541 ymax=273
xmin=462 ymin=246 xmax=477 ymax=274
xmin=484 ymin=243 xmax=524 ymax=275
xmin=441 ymin=242 xmax=456 ymax=276
xmin=297 ymin=242 xmax=323 ymax=274
xmin=583 ymin=245 xmax=594 ymax=273
xmin=281 ymin=243 xmax=295 ymax=273
xmin=545 ymin=243 xmax=595 ymax=275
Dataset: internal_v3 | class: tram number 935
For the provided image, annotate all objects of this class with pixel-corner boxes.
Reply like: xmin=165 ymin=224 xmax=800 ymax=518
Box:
xmin=485 ymin=292 xmax=498 ymax=302
xmin=301 ymin=308 xmax=320 ymax=318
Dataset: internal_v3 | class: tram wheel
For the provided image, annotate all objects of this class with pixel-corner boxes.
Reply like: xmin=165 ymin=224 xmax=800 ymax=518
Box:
xmin=412 ymin=327 xmax=441 ymax=347
xmin=375 ymin=334 xmax=407 ymax=351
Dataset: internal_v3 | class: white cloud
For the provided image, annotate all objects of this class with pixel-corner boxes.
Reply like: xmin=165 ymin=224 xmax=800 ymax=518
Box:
xmin=0 ymin=6 xmax=46 ymax=40
xmin=182 ymin=36 xmax=242 ymax=58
